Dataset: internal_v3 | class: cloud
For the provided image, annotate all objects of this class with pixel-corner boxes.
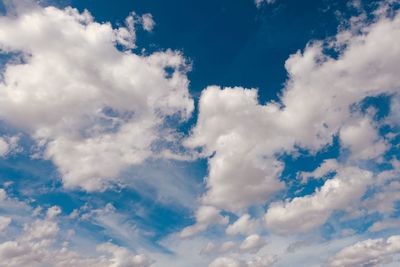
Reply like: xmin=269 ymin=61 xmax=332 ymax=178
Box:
xmin=219 ymin=241 xmax=238 ymax=253
xmin=246 ymin=255 xmax=278 ymax=267
xmin=0 ymin=4 xmax=193 ymax=191
xmin=0 ymin=206 xmax=153 ymax=267
xmin=141 ymin=13 xmax=155 ymax=32
xmin=185 ymin=3 xmax=400 ymax=218
xmin=46 ymin=206 xmax=61 ymax=219
xmin=0 ymin=216 xmax=11 ymax=232
xmin=0 ymin=136 xmax=19 ymax=158
xmin=209 ymin=257 xmax=245 ymax=267
xmin=0 ymin=189 xmax=7 ymax=201
xmin=209 ymin=254 xmax=278 ymax=267
xmin=368 ymin=218 xmax=400 ymax=232
xmin=97 ymin=243 xmax=154 ymax=267
xmin=0 ymin=138 xmax=9 ymax=157
xmin=180 ymin=206 xmax=228 ymax=238
xmin=185 ymin=86 xmax=285 ymax=211
xmin=255 ymin=0 xmax=276 ymax=8
xmin=0 ymin=1 xmax=399 ymax=266
xmin=240 ymin=234 xmax=266 ymax=254
xmin=226 ymin=214 xmax=260 ymax=236
xmin=299 ymin=159 xmax=339 ymax=183
xmin=364 ymin=179 xmax=400 ymax=216
xmin=340 ymin=117 xmax=388 ymax=160
xmin=264 ymin=166 xmax=373 ymax=234
xmin=327 ymin=235 xmax=400 ymax=267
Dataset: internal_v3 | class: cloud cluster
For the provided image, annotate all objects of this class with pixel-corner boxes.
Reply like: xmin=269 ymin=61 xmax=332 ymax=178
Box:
xmin=185 ymin=2 xmax=400 ymax=233
xmin=180 ymin=206 xmax=228 ymax=238
xmin=327 ymin=235 xmax=400 ymax=267
xmin=0 ymin=204 xmax=153 ymax=267
xmin=0 ymin=3 xmax=193 ymax=191
xmin=0 ymin=1 xmax=399 ymax=267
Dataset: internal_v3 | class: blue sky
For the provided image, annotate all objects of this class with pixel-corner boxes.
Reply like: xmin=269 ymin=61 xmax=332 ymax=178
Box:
xmin=0 ymin=0 xmax=399 ymax=266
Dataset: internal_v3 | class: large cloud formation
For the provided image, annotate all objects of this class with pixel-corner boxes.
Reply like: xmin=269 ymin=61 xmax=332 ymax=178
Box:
xmin=0 ymin=2 xmax=193 ymax=191
xmin=186 ymin=2 xmax=400 ymax=219
xmin=0 ymin=1 xmax=400 ymax=267
xmin=179 ymin=2 xmax=400 ymax=265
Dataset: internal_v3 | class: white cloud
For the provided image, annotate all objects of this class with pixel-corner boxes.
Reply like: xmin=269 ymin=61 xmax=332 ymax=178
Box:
xmin=186 ymin=5 xmax=400 ymax=218
xmin=141 ymin=13 xmax=155 ymax=32
xmin=226 ymin=214 xmax=260 ymax=236
xmin=264 ymin=166 xmax=373 ymax=234
xmin=200 ymin=242 xmax=217 ymax=255
xmin=209 ymin=254 xmax=277 ymax=267
xmin=0 ymin=212 xmax=153 ymax=267
xmin=0 ymin=136 xmax=19 ymax=158
xmin=220 ymin=241 xmax=238 ymax=253
xmin=209 ymin=257 xmax=245 ymax=267
xmin=340 ymin=117 xmax=388 ymax=160
xmin=0 ymin=4 xmax=193 ymax=191
xmin=115 ymin=12 xmax=136 ymax=50
xmin=369 ymin=219 xmax=400 ymax=232
xmin=240 ymin=234 xmax=266 ymax=254
xmin=0 ymin=188 xmax=7 ymax=201
xmin=300 ymin=159 xmax=339 ymax=183
xmin=185 ymin=87 xmax=285 ymax=211
xmin=364 ymin=179 xmax=400 ymax=215
xmin=97 ymin=243 xmax=153 ymax=267
xmin=0 ymin=216 xmax=11 ymax=232
xmin=246 ymin=255 xmax=278 ymax=267
xmin=0 ymin=138 xmax=8 ymax=157
xmin=0 ymin=193 xmax=156 ymax=267
xmin=180 ymin=206 xmax=228 ymax=238
xmin=255 ymin=0 xmax=276 ymax=8
xmin=46 ymin=206 xmax=61 ymax=219
xmin=327 ymin=235 xmax=400 ymax=267
xmin=0 ymin=2 xmax=399 ymax=266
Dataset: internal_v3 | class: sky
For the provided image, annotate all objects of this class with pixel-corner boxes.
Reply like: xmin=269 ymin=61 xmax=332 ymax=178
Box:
xmin=0 ymin=0 xmax=399 ymax=266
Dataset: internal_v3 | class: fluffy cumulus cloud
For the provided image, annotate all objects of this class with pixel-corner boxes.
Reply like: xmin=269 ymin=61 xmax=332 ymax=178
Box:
xmin=265 ymin=166 xmax=373 ymax=234
xmin=180 ymin=206 xmax=228 ymax=238
xmin=185 ymin=1 xmax=400 ymax=231
xmin=0 ymin=2 xmax=193 ymax=191
xmin=185 ymin=86 xmax=286 ymax=211
xmin=340 ymin=117 xmax=388 ymax=160
xmin=327 ymin=235 xmax=400 ymax=267
xmin=226 ymin=214 xmax=260 ymax=236
xmin=97 ymin=243 xmax=154 ymax=267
